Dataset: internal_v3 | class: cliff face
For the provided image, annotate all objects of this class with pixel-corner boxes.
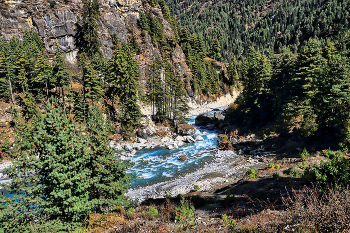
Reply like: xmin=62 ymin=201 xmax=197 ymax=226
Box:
xmin=0 ymin=0 xmax=192 ymax=85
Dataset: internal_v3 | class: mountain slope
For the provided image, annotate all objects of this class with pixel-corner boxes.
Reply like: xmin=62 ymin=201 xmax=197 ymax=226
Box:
xmin=166 ymin=0 xmax=350 ymax=60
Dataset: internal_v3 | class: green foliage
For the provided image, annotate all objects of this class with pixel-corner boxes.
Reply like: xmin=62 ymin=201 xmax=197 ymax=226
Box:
xmin=166 ymin=0 xmax=350 ymax=60
xmin=0 ymin=102 xmax=130 ymax=229
xmin=209 ymin=38 xmax=221 ymax=60
xmin=106 ymin=41 xmax=141 ymax=128
xmin=300 ymin=148 xmax=310 ymax=162
xmin=145 ymin=206 xmax=158 ymax=219
xmin=222 ymin=214 xmax=237 ymax=230
xmin=268 ymin=163 xmax=275 ymax=169
xmin=193 ymin=185 xmax=200 ymax=191
xmin=299 ymin=162 xmax=309 ymax=170
xmin=312 ymin=151 xmax=350 ymax=188
xmin=79 ymin=0 xmax=101 ymax=58
xmin=272 ymin=172 xmax=280 ymax=179
xmin=284 ymin=166 xmax=304 ymax=178
xmin=175 ymin=195 xmax=195 ymax=231
xmin=246 ymin=168 xmax=258 ymax=179
xmin=126 ymin=207 xmax=136 ymax=219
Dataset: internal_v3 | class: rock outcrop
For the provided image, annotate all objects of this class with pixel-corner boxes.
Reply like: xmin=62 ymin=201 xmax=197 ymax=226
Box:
xmin=0 ymin=0 xmax=192 ymax=86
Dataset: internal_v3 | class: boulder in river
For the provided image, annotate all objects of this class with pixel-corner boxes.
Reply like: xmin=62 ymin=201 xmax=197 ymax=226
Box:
xmin=178 ymin=154 xmax=187 ymax=161
xmin=177 ymin=124 xmax=197 ymax=136
xmin=194 ymin=135 xmax=204 ymax=141
xmin=214 ymin=111 xmax=225 ymax=122
xmin=175 ymin=135 xmax=185 ymax=142
xmin=184 ymin=136 xmax=196 ymax=143
xmin=195 ymin=112 xmax=215 ymax=126
xmin=137 ymin=126 xmax=154 ymax=139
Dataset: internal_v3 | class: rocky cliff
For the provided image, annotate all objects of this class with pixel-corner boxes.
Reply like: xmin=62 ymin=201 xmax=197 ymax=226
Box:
xmin=0 ymin=0 xmax=192 ymax=85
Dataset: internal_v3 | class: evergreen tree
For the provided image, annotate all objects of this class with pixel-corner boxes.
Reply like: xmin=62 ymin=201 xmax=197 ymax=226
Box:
xmin=52 ymin=49 xmax=70 ymax=101
xmin=79 ymin=0 xmax=101 ymax=58
xmin=209 ymin=38 xmax=221 ymax=60
xmin=106 ymin=41 xmax=141 ymax=128
xmin=0 ymin=102 xmax=130 ymax=230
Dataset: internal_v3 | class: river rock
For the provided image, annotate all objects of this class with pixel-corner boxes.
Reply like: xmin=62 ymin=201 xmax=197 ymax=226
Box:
xmin=194 ymin=135 xmax=204 ymax=141
xmin=195 ymin=112 xmax=215 ymax=126
xmin=137 ymin=137 xmax=147 ymax=144
xmin=124 ymin=144 xmax=133 ymax=151
xmin=177 ymin=124 xmax=197 ymax=136
xmin=167 ymin=145 xmax=174 ymax=150
xmin=177 ymin=140 xmax=185 ymax=147
xmin=214 ymin=111 xmax=225 ymax=122
xmin=175 ymin=135 xmax=185 ymax=142
xmin=178 ymin=154 xmax=187 ymax=161
xmin=184 ymin=136 xmax=196 ymax=143
xmin=137 ymin=126 xmax=154 ymax=139
xmin=194 ymin=129 xmax=201 ymax=135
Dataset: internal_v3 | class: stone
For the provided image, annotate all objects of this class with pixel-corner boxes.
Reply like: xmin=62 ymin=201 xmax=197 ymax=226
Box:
xmin=177 ymin=140 xmax=185 ymax=147
xmin=167 ymin=145 xmax=174 ymax=150
xmin=177 ymin=123 xmax=197 ymax=136
xmin=194 ymin=129 xmax=201 ymax=135
xmin=194 ymin=135 xmax=204 ymax=141
xmin=195 ymin=112 xmax=215 ymax=126
xmin=124 ymin=144 xmax=133 ymax=151
xmin=175 ymin=135 xmax=185 ymax=142
xmin=214 ymin=111 xmax=225 ymax=122
xmin=137 ymin=126 xmax=154 ymax=139
xmin=137 ymin=137 xmax=147 ymax=144
xmin=184 ymin=136 xmax=196 ymax=143
xmin=178 ymin=154 xmax=187 ymax=162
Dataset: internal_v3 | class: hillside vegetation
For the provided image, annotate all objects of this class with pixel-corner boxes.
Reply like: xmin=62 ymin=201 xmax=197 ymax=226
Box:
xmin=166 ymin=0 xmax=350 ymax=60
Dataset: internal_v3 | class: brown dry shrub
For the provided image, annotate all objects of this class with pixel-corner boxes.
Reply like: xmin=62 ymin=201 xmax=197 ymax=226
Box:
xmin=158 ymin=199 xmax=177 ymax=222
xmin=218 ymin=141 xmax=236 ymax=150
xmin=282 ymin=186 xmax=350 ymax=232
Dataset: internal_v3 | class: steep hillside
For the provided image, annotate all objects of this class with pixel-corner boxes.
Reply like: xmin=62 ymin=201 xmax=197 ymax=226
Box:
xmin=0 ymin=0 xmax=192 ymax=84
xmin=166 ymin=0 xmax=350 ymax=60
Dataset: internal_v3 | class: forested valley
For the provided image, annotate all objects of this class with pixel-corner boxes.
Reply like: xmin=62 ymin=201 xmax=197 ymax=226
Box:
xmin=0 ymin=0 xmax=350 ymax=232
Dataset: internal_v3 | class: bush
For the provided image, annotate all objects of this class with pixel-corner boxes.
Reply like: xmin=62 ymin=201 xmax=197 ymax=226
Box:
xmin=298 ymin=162 xmax=308 ymax=170
xmin=145 ymin=206 xmax=158 ymax=220
xmin=126 ymin=208 xmax=135 ymax=219
xmin=312 ymin=151 xmax=350 ymax=187
xmin=193 ymin=185 xmax=200 ymax=191
xmin=300 ymin=148 xmax=310 ymax=161
xmin=175 ymin=195 xmax=195 ymax=231
xmin=268 ymin=163 xmax=275 ymax=169
xmin=246 ymin=168 xmax=258 ymax=179
xmin=275 ymin=164 xmax=281 ymax=169
xmin=222 ymin=214 xmax=237 ymax=230
xmin=273 ymin=173 xmax=280 ymax=179
xmin=284 ymin=166 xmax=304 ymax=178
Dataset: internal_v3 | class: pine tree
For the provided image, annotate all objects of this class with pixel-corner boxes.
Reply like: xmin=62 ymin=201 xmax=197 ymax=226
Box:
xmin=0 ymin=102 xmax=130 ymax=230
xmin=79 ymin=0 xmax=101 ymax=58
xmin=209 ymin=38 xmax=221 ymax=60
xmin=106 ymin=42 xmax=141 ymax=128
xmin=31 ymin=51 xmax=52 ymax=101
xmin=52 ymin=49 xmax=70 ymax=101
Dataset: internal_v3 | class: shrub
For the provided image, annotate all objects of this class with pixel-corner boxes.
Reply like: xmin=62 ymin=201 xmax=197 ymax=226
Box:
xmin=275 ymin=164 xmax=281 ymax=169
xmin=246 ymin=168 xmax=258 ymax=179
xmin=282 ymin=187 xmax=350 ymax=232
xmin=273 ymin=173 xmax=280 ymax=179
xmin=193 ymin=185 xmax=200 ymax=191
xmin=299 ymin=162 xmax=308 ymax=170
xmin=225 ymin=191 xmax=236 ymax=206
xmin=175 ymin=195 xmax=195 ymax=231
xmin=284 ymin=166 xmax=304 ymax=178
xmin=268 ymin=163 xmax=275 ymax=169
xmin=145 ymin=206 xmax=158 ymax=220
xmin=221 ymin=134 xmax=229 ymax=142
xmin=222 ymin=214 xmax=237 ymax=230
xmin=126 ymin=207 xmax=135 ymax=219
xmin=300 ymin=148 xmax=310 ymax=161
xmin=312 ymin=151 xmax=350 ymax=187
